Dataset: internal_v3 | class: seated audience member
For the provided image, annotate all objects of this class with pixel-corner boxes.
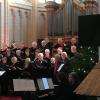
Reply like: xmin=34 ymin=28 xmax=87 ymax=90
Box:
xmin=68 ymin=72 xmax=79 ymax=88
xmin=56 ymin=72 xmax=72 ymax=100
xmin=67 ymin=72 xmax=79 ymax=100
xmin=57 ymin=72 xmax=79 ymax=100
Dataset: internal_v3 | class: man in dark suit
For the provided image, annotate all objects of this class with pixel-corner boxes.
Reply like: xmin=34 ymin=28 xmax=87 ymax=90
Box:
xmin=33 ymin=53 xmax=47 ymax=78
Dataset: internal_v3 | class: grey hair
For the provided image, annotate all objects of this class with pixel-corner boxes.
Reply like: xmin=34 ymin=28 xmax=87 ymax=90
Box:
xmin=45 ymin=49 xmax=50 ymax=53
xmin=32 ymin=41 xmax=37 ymax=46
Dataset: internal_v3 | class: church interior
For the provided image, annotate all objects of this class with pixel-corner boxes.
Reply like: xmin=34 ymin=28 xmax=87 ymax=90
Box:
xmin=0 ymin=0 xmax=100 ymax=100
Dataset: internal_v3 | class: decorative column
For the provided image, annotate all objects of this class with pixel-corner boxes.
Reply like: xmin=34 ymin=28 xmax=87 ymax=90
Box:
xmin=71 ymin=0 xmax=74 ymax=36
xmin=44 ymin=12 xmax=48 ymax=37
xmin=84 ymin=0 xmax=98 ymax=15
xmin=18 ymin=10 xmax=22 ymax=42
xmin=63 ymin=3 xmax=66 ymax=36
xmin=25 ymin=11 xmax=29 ymax=45
xmin=11 ymin=9 xmax=15 ymax=42
xmin=4 ymin=0 xmax=8 ymax=46
xmin=45 ymin=1 xmax=59 ymax=36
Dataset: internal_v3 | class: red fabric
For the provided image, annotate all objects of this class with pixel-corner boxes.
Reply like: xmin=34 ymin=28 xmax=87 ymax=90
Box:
xmin=0 ymin=96 xmax=22 ymax=100
xmin=19 ymin=43 xmax=25 ymax=49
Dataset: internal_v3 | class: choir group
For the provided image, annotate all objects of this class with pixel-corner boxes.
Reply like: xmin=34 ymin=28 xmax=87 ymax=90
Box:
xmin=0 ymin=37 xmax=79 ymax=98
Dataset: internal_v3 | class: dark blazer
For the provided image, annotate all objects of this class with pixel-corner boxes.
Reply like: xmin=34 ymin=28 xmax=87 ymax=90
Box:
xmin=56 ymin=73 xmax=79 ymax=100
xmin=33 ymin=59 xmax=48 ymax=78
xmin=59 ymin=58 xmax=71 ymax=75
xmin=30 ymin=47 xmax=37 ymax=60
xmin=9 ymin=63 xmax=22 ymax=79
xmin=21 ymin=62 xmax=33 ymax=78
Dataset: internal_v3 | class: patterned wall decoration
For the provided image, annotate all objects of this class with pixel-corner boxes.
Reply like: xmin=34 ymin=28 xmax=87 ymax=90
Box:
xmin=8 ymin=4 xmax=32 ymax=46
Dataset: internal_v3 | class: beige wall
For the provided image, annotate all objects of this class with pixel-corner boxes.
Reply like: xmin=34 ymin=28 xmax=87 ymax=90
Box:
xmin=0 ymin=0 xmax=47 ymax=47
xmin=0 ymin=0 xmax=98 ymax=48
xmin=0 ymin=0 xmax=5 ymax=48
xmin=8 ymin=1 xmax=32 ymax=46
xmin=0 ymin=0 xmax=33 ymax=47
xmin=33 ymin=1 xmax=48 ymax=39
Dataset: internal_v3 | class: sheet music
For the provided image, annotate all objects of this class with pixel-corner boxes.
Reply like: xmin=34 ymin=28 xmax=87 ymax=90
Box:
xmin=37 ymin=78 xmax=54 ymax=90
xmin=13 ymin=79 xmax=36 ymax=91
xmin=57 ymin=64 xmax=64 ymax=72
xmin=42 ymin=78 xmax=49 ymax=89
xmin=47 ymin=78 xmax=54 ymax=89
xmin=0 ymin=71 xmax=5 ymax=76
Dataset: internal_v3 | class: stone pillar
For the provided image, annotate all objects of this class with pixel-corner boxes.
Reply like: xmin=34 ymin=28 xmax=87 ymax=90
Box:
xmin=4 ymin=0 xmax=8 ymax=46
xmin=18 ymin=10 xmax=22 ymax=43
xmin=44 ymin=12 xmax=48 ymax=37
xmin=11 ymin=9 xmax=15 ymax=41
xmin=25 ymin=11 xmax=29 ymax=45
xmin=0 ymin=0 xmax=4 ymax=48
xmin=31 ymin=0 xmax=37 ymax=41
xmin=71 ymin=0 xmax=74 ymax=36
xmin=63 ymin=3 xmax=66 ymax=36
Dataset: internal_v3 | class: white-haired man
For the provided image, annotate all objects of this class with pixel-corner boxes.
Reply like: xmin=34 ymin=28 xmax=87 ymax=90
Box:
xmin=33 ymin=52 xmax=48 ymax=77
xmin=30 ymin=41 xmax=38 ymax=60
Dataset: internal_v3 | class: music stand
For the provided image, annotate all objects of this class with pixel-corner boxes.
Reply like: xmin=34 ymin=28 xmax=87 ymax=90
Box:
xmin=0 ymin=71 xmax=6 ymax=76
xmin=47 ymin=78 xmax=54 ymax=89
xmin=37 ymin=78 xmax=54 ymax=91
xmin=13 ymin=79 xmax=36 ymax=92
xmin=57 ymin=64 xmax=64 ymax=72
